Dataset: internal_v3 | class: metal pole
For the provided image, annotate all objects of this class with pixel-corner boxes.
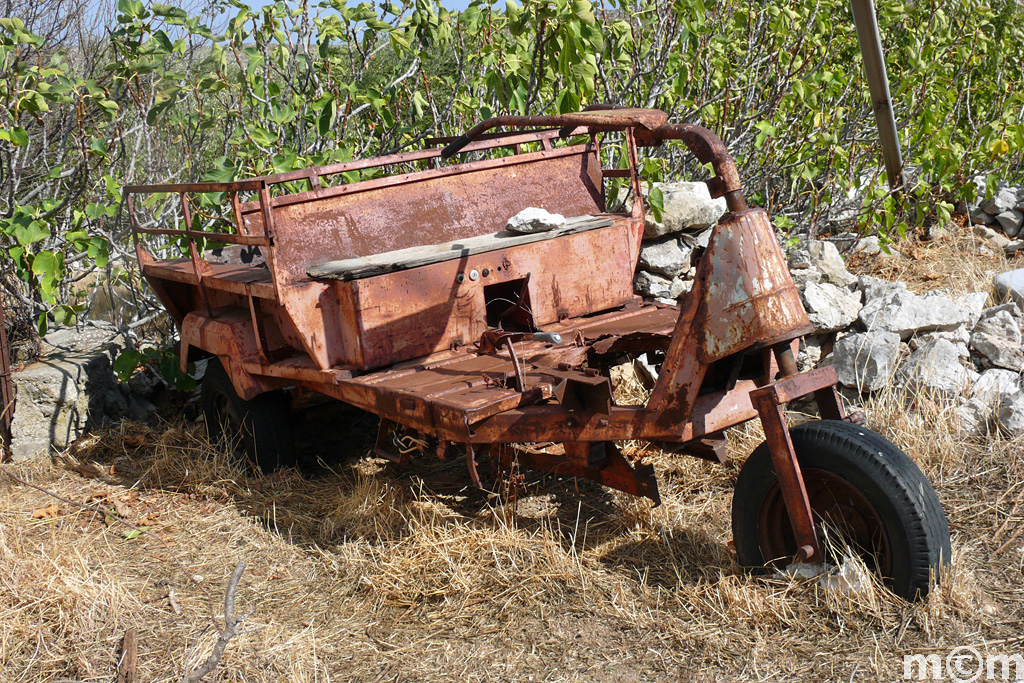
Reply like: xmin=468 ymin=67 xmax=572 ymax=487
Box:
xmin=850 ymin=0 xmax=905 ymax=191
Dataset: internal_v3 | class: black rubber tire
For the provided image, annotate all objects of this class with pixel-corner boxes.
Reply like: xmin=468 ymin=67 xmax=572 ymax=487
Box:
xmin=200 ymin=359 xmax=295 ymax=472
xmin=732 ymin=420 xmax=951 ymax=600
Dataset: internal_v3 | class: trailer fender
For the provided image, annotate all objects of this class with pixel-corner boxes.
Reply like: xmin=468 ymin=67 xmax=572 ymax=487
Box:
xmin=179 ymin=309 xmax=273 ymax=400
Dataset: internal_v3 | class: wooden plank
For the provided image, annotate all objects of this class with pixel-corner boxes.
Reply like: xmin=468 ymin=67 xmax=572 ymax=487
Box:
xmin=307 ymin=215 xmax=613 ymax=281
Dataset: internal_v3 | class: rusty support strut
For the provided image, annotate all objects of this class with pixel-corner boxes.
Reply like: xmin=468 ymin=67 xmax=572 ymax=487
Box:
xmin=749 ymin=344 xmax=823 ymax=564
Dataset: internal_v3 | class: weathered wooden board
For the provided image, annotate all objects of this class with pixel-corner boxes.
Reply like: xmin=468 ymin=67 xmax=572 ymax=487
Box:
xmin=307 ymin=215 xmax=613 ymax=281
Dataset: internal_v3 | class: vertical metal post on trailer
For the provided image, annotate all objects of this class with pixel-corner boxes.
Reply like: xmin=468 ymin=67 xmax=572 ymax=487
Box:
xmin=850 ymin=0 xmax=905 ymax=191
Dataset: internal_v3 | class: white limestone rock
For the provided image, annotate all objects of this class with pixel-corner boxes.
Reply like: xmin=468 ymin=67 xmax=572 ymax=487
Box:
xmin=996 ymin=390 xmax=1024 ymax=437
xmin=859 ymin=288 xmax=969 ymax=340
xmin=829 ymin=330 xmax=901 ymax=392
xmin=638 ymin=237 xmax=693 ymax=278
xmin=505 ymin=207 xmax=566 ymax=233
xmin=970 ymin=309 xmax=1024 ymax=371
xmin=801 ymin=282 xmax=863 ymax=333
xmin=896 ymin=338 xmax=969 ymax=396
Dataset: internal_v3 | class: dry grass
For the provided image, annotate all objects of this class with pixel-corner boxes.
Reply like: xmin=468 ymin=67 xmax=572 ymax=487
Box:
xmin=2 ymin=226 xmax=1024 ymax=682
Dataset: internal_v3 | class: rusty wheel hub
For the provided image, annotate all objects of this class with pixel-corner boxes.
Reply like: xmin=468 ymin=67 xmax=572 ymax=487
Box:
xmin=757 ymin=468 xmax=892 ymax=575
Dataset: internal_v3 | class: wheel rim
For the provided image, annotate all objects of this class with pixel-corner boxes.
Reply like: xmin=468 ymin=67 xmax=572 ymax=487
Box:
xmin=757 ymin=468 xmax=892 ymax=576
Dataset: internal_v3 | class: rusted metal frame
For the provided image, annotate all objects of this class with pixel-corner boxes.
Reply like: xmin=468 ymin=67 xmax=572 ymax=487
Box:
xmin=256 ymin=130 xmax=569 ymax=189
xmin=240 ymin=358 xmax=353 ymax=384
xmin=510 ymin=442 xmax=661 ymax=504
xmin=255 ymin=181 xmax=281 ymax=299
xmin=644 ymin=281 xmax=708 ymax=428
xmin=240 ymin=143 xmax=596 ymax=215
xmin=439 ymin=109 xmax=668 ymax=158
xmin=624 ymin=127 xmax=645 ymax=225
xmin=755 ymin=365 xmax=841 ymax=405
xmin=130 ymin=226 xmax=270 ymax=247
xmin=815 ymin=385 xmax=846 ymax=421
xmin=124 ymin=180 xmax=264 ymax=194
xmin=426 ymin=128 xmax=562 ymax=147
xmin=246 ymin=294 xmax=270 ymax=364
xmin=745 ymin=351 xmax=840 ymax=564
xmin=375 ymin=419 xmax=410 ymax=466
xmin=464 ymin=379 xmax=762 ymax=444
xmin=179 ymin=192 xmax=215 ymax=319
xmin=230 ymin=191 xmax=249 ymax=237
xmin=749 ymin=391 xmax=821 ymax=564
xmin=502 ymin=339 xmax=526 ymax=392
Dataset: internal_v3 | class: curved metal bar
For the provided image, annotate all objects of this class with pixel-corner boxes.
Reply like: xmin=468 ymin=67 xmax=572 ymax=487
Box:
xmin=635 ymin=123 xmax=748 ymax=213
xmin=440 ymin=109 xmax=667 ymax=158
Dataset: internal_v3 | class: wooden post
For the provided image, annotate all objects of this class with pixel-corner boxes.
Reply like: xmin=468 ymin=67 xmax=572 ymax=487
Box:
xmin=850 ymin=0 xmax=905 ymax=192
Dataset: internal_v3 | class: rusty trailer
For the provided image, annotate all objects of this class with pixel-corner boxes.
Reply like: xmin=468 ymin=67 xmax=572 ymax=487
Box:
xmin=126 ymin=108 xmax=950 ymax=600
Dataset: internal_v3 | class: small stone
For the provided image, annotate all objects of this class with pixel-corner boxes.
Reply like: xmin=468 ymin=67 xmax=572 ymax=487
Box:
xmin=798 ymin=336 xmax=823 ymax=372
xmin=996 ymin=209 xmax=1024 ymax=238
xmin=852 ymin=236 xmax=881 ymax=256
xmin=974 ymin=224 xmax=999 ymax=240
xmin=638 ymin=237 xmax=693 ymax=278
xmin=788 ymin=249 xmax=813 ymax=270
xmin=635 ymin=270 xmax=670 ymax=299
xmin=801 ymin=282 xmax=863 ymax=333
xmin=896 ymin=338 xmax=969 ymax=396
xmin=830 ymin=330 xmax=901 ymax=392
xmin=791 ymin=266 xmax=822 ymax=287
xmin=970 ymin=309 xmax=1024 ymax=371
xmin=505 ymin=207 xmax=565 ymax=233
xmin=620 ymin=182 xmax=727 ymax=238
xmin=913 ymin=329 xmax=970 ymax=359
xmin=693 ymin=228 xmax=713 ymax=250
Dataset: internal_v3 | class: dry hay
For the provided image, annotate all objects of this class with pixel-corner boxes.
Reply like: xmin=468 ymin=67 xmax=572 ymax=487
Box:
xmin=2 ymin=228 xmax=1024 ymax=681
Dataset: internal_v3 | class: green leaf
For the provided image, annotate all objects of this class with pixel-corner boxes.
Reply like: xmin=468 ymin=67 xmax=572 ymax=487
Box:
xmin=9 ymin=126 xmax=28 ymax=147
xmin=113 ymin=349 xmax=147 ymax=382
xmin=648 ymin=184 xmax=664 ymax=223
xmin=14 ymin=220 xmax=50 ymax=246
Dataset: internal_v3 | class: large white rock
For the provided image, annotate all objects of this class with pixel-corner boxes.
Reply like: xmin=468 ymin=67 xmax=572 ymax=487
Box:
xmin=970 ymin=309 xmax=1024 ymax=371
xmin=859 ymin=288 xmax=970 ymax=340
xmin=896 ymin=338 xmax=969 ymax=396
xmin=801 ymin=282 xmax=863 ymax=333
xmin=505 ymin=207 xmax=566 ymax=233
xmin=829 ymin=330 xmax=901 ymax=392
xmin=800 ymin=241 xmax=857 ymax=288
xmin=620 ymin=182 xmax=726 ymax=238
xmin=638 ymin=237 xmax=693 ymax=278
